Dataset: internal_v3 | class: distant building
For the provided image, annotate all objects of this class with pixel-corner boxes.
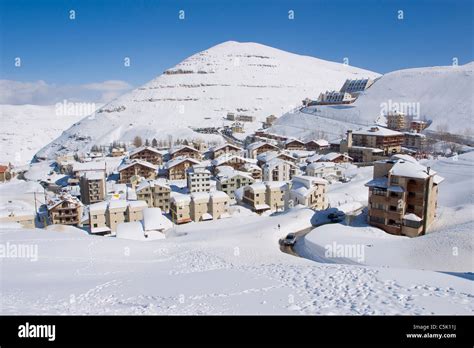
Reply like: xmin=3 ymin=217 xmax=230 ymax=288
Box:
xmin=339 ymin=78 xmax=374 ymax=95
xmin=247 ymin=141 xmax=279 ymax=159
xmin=226 ymin=112 xmax=236 ymax=121
xmin=403 ymin=131 xmax=427 ymax=150
xmin=0 ymin=208 xmax=35 ymax=229
xmin=170 ymin=191 xmax=230 ymax=224
xmin=169 ymin=145 xmax=201 ymax=160
xmin=307 ymin=152 xmax=353 ymax=164
xmin=290 ymin=175 xmax=328 ymax=210
xmin=118 ymin=160 xmax=157 ymax=183
xmin=237 ymin=115 xmax=256 ymax=122
xmin=210 ymin=143 xmax=243 ymax=159
xmin=305 ymin=139 xmax=330 ymax=152
xmin=242 ymin=163 xmax=263 ymax=181
xmin=165 ymin=157 xmax=200 ymax=180
xmin=242 ymin=183 xmax=269 ymax=213
xmin=47 ymin=194 xmax=84 ymax=226
xmin=263 ymin=115 xmax=278 ymax=128
xmin=257 ymin=151 xmax=297 ymax=167
xmin=316 ymin=91 xmax=355 ymax=105
xmin=365 ymin=155 xmax=444 ymax=237
xmin=129 ymin=146 xmax=164 ymax=165
xmin=89 ymin=199 xmax=147 ymax=234
xmin=386 ymin=112 xmax=407 ymax=131
xmin=284 ymin=139 xmax=306 ymax=151
xmin=187 ymin=165 xmax=212 ymax=193
xmin=72 ymin=161 xmax=107 ymax=179
xmin=411 ymin=120 xmax=429 ymax=133
xmin=110 ymin=147 xmax=126 ymax=157
xmin=231 ymin=121 xmax=244 ymax=133
xmin=135 ymin=179 xmax=171 ymax=213
xmin=242 ymin=182 xmax=289 ymax=213
xmin=305 ymin=162 xmax=344 ymax=181
xmin=79 ymin=171 xmax=106 ymax=204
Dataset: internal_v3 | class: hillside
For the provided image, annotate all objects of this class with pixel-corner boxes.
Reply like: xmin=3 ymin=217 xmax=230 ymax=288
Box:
xmin=270 ymin=62 xmax=474 ymax=140
xmin=35 ymin=41 xmax=379 ymax=160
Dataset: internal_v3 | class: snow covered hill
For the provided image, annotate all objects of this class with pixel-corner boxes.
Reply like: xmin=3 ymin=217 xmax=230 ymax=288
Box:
xmin=270 ymin=62 xmax=474 ymax=140
xmin=36 ymin=41 xmax=379 ymax=159
xmin=0 ymin=104 xmax=86 ymax=165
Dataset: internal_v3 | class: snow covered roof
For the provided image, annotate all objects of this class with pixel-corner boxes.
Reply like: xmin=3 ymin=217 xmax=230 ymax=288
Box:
xmin=243 ymin=163 xmax=261 ymax=171
xmin=265 ymin=181 xmax=288 ymax=190
xmin=247 ymin=182 xmax=266 ymax=193
xmin=143 ymin=208 xmax=172 ymax=231
xmin=257 ymin=151 xmax=296 ymax=163
xmin=365 ymin=177 xmax=389 ymax=189
xmin=247 ymin=141 xmax=278 ymax=151
xmin=211 ymin=143 xmax=242 ymax=152
xmin=201 ymin=213 xmax=213 ymax=221
xmin=108 ymin=199 xmax=128 ymax=210
xmin=47 ymin=194 xmax=82 ymax=210
xmin=211 ymin=154 xmax=254 ymax=167
xmin=89 ymin=201 xmax=108 ymax=212
xmin=306 ymin=139 xmax=329 ymax=147
xmin=169 ymin=145 xmax=200 ymax=155
xmin=284 ymin=138 xmax=305 ymax=145
xmin=118 ymin=159 xmax=157 ymax=172
xmin=254 ymin=204 xmax=270 ymax=210
xmin=209 ymin=190 xmax=230 ymax=200
xmin=165 ymin=156 xmax=200 ymax=169
xmin=128 ymin=200 xmax=148 ymax=209
xmin=263 ymin=158 xmax=296 ymax=171
xmin=307 ymin=161 xmax=337 ymax=170
xmin=292 ymin=175 xmax=328 ymax=187
xmin=136 ymin=178 xmax=170 ymax=192
xmin=191 ymin=192 xmax=210 ymax=203
xmin=390 ymin=154 xmax=418 ymax=164
xmin=390 ymin=160 xmax=437 ymax=179
xmin=129 ymin=146 xmax=163 ymax=157
xmin=170 ymin=192 xmax=191 ymax=204
xmin=116 ymin=221 xmax=144 ymax=240
xmin=82 ymin=170 xmax=105 ymax=180
xmin=215 ymin=166 xmax=254 ymax=181
xmin=72 ymin=161 xmax=106 ymax=173
xmin=352 ymin=125 xmax=403 ymax=137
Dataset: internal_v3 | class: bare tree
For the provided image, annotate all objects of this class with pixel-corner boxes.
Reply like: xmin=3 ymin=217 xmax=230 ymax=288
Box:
xmin=133 ymin=136 xmax=143 ymax=148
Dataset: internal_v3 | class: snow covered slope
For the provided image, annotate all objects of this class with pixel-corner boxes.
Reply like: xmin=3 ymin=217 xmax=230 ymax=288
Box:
xmin=0 ymin=104 xmax=85 ymax=165
xmin=36 ymin=41 xmax=379 ymax=159
xmin=270 ymin=62 xmax=474 ymax=140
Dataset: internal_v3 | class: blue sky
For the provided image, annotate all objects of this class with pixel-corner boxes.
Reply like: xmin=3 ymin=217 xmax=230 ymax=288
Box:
xmin=0 ymin=0 xmax=472 ymax=102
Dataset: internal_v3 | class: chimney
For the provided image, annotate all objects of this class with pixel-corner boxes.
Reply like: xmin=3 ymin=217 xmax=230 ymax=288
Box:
xmin=346 ymin=130 xmax=353 ymax=148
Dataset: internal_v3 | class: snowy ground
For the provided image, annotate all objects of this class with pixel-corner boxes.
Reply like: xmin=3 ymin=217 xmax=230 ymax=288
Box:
xmin=0 ymin=104 xmax=87 ymax=165
xmin=1 ymin=154 xmax=472 ymax=315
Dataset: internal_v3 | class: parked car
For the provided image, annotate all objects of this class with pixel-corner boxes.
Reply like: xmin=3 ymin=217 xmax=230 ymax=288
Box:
xmin=328 ymin=211 xmax=345 ymax=223
xmin=283 ymin=233 xmax=297 ymax=246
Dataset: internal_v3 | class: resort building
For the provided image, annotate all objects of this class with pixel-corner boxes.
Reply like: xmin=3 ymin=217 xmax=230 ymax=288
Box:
xmin=47 ymin=194 xmax=84 ymax=226
xmin=170 ymin=193 xmax=192 ymax=224
xmin=339 ymin=78 xmax=374 ymax=95
xmin=135 ymin=179 xmax=171 ymax=213
xmin=210 ymin=143 xmax=243 ymax=159
xmin=165 ymin=157 xmax=200 ymax=180
xmin=365 ymin=155 xmax=444 ymax=237
xmin=386 ymin=112 xmax=407 ymax=131
xmin=284 ymin=139 xmax=306 ymax=151
xmin=262 ymin=158 xmax=298 ymax=182
xmin=118 ymin=160 xmax=157 ymax=183
xmin=79 ymin=171 xmax=106 ymax=204
xmin=215 ymin=166 xmax=255 ymax=199
xmin=129 ymin=146 xmax=164 ymax=165
xmin=290 ymin=175 xmax=328 ymax=210
xmin=187 ymin=165 xmax=212 ymax=193
xmin=305 ymin=139 xmax=330 ymax=152
xmin=305 ymin=162 xmax=344 ymax=181
xmin=247 ymin=141 xmax=280 ymax=159
xmin=169 ymin=145 xmax=201 ymax=160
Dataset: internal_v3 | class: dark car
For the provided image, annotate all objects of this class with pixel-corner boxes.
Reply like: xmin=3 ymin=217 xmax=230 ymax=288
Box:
xmin=328 ymin=211 xmax=345 ymax=223
xmin=283 ymin=233 xmax=297 ymax=246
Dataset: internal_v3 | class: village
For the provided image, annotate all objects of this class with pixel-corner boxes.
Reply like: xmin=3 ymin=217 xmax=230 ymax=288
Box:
xmin=0 ymin=77 xmax=454 ymax=242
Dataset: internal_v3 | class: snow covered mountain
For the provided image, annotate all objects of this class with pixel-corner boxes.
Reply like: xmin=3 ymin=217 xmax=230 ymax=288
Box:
xmin=36 ymin=41 xmax=379 ymax=159
xmin=270 ymin=62 xmax=474 ymax=140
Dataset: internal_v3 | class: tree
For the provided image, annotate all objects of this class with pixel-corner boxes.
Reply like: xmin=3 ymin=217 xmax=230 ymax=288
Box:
xmin=152 ymin=138 xmax=158 ymax=148
xmin=133 ymin=136 xmax=143 ymax=148
xmin=145 ymin=138 xmax=150 ymax=146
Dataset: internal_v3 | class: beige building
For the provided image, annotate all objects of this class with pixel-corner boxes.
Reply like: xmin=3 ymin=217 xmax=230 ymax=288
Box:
xmin=365 ymin=155 xmax=444 ymax=237
xmin=79 ymin=171 xmax=106 ymax=204
xmin=118 ymin=160 xmax=157 ymax=183
xmin=47 ymin=194 xmax=84 ymax=226
xmin=136 ymin=179 xmax=171 ymax=213
xmin=386 ymin=112 xmax=407 ymax=131
xmin=105 ymin=200 xmax=128 ymax=233
xmin=190 ymin=192 xmax=212 ymax=222
xmin=242 ymin=183 xmax=269 ymax=213
xmin=209 ymin=191 xmax=230 ymax=219
xmin=89 ymin=201 xmax=110 ymax=234
xmin=216 ymin=167 xmax=255 ymax=200
xmin=262 ymin=158 xmax=298 ymax=182
xmin=341 ymin=127 xmax=404 ymax=158
xmin=290 ymin=176 xmax=328 ymax=210
xmin=241 ymin=182 xmax=289 ymax=213
xmin=306 ymin=162 xmax=344 ymax=181
xmin=211 ymin=154 xmax=256 ymax=171
xmin=403 ymin=131 xmax=427 ymax=150
xmin=89 ymin=200 xmax=148 ymax=234
xmin=242 ymin=163 xmax=262 ymax=181
xmin=170 ymin=193 xmax=192 ymax=224
xmin=284 ymin=139 xmax=306 ymax=151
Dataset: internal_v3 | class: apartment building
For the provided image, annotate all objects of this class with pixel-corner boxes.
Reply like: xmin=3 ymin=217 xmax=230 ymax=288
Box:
xmin=165 ymin=157 xmax=200 ymax=180
xmin=317 ymin=91 xmax=355 ymax=105
xmin=169 ymin=145 xmax=201 ymax=160
xmin=170 ymin=193 xmax=192 ymax=224
xmin=47 ymin=194 xmax=84 ymax=226
xmin=257 ymin=151 xmax=297 ymax=167
xmin=284 ymin=139 xmax=306 ymax=151
xmin=89 ymin=200 xmax=148 ymax=234
xmin=211 ymin=154 xmax=255 ymax=171
xmin=135 ymin=179 xmax=171 ymax=213
xmin=262 ymin=158 xmax=298 ymax=182
xmin=187 ymin=165 xmax=212 ymax=193
xmin=339 ymin=78 xmax=374 ymax=94
xmin=247 ymin=141 xmax=280 ymax=159
xmin=403 ymin=131 xmax=427 ymax=150
xmin=79 ymin=171 xmax=106 ymax=204
xmin=365 ymin=155 xmax=444 ymax=237
xmin=305 ymin=139 xmax=330 ymax=152
xmin=211 ymin=143 xmax=243 ymax=159
xmin=129 ymin=146 xmax=164 ymax=165
xmin=386 ymin=112 xmax=407 ymax=131
xmin=305 ymin=162 xmax=344 ymax=181
xmin=411 ymin=120 xmax=429 ymax=133
xmin=118 ymin=160 xmax=157 ymax=183
xmin=241 ymin=182 xmax=289 ymax=213
xmin=215 ymin=167 xmax=255 ymax=199
xmin=242 ymin=183 xmax=269 ymax=213
xmin=290 ymin=175 xmax=328 ymax=210
xmin=242 ymin=163 xmax=262 ymax=181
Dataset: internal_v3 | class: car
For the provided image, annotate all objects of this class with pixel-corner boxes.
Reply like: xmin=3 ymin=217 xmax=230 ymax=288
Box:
xmin=283 ymin=233 xmax=297 ymax=246
xmin=328 ymin=211 xmax=345 ymax=223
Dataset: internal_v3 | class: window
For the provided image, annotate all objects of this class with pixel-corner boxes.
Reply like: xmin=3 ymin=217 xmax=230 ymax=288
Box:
xmin=408 ymin=192 xmax=416 ymax=198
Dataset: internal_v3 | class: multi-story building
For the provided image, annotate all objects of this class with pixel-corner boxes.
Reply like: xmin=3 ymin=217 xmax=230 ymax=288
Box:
xmin=410 ymin=120 xmax=429 ymax=133
xmin=209 ymin=191 xmax=230 ymax=219
xmin=386 ymin=112 xmax=407 ymax=131
xmin=290 ymin=176 xmax=328 ymax=210
xmin=89 ymin=200 xmax=148 ymax=234
xmin=265 ymin=181 xmax=289 ymax=212
xmin=105 ymin=200 xmax=128 ymax=233
xmin=135 ymin=179 xmax=171 ymax=213
xmin=211 ymin=143 xmax=243 ymax=159
xmin=263 ymin=115 xmax=278 ymax=128
xmin=242 ymin=163 xmax=262 ymax=181
xmin=126 ymin=200 xmax=148 ymax=223
xmin=242 ymin=183 xmax=269 ymax=213
xmin=165 ymin=157 xmax=200 ymax=180
xmin=187 ymin=165 xmax=212 ymax=193
xmin=215 ymin=167 xmax=255 ymax=200
xmin=0 ymin=164 xmax=12 ymax=182
xmin=305 ymin=162 xmax=344 ymax=181
xmin=262 ymin=158 xmax=298 ymax=182
xmin=365 ymin=155 xmax=444 ymax=237
xmin=118 ymin=160 xmax=157 ymax=183
xmin=403 ymin=131 xmax=427 ymax=150
xmin=89 ymin=201 xmax=110 ymax=234
xmin=247 ymin=141 xmax=280 ymax=159
xmin=316 ymin=91 xmax=355 ymax=105
xmin=169 ymin=145 xmax=201 ymax=160
xmin=129 ymin=146 xmax=164 ymax=165
xmin=211 ymin=154 xmax=255 ymax=171
xmin=190 ymin=192 xmax=212 ymax=222
xmin=170 ymin=193 xmax=192 ymax=224
xmin=257 ymin=151 xmax=297 ymax=167
xmin=0 ymin=207 xmax=35 ymax=229
xmin=47 ymin=194 xmax=84 ymax=226
xmin=339 ymin=78 xmax=374 ymax=95
xmin=284 ymin=139 xmax=306 ymax=151
xmin=341 ymin=127 xmax=404 ymax=158
xmin=79 ymin=171 xmax=106 ymax=204
xmin=305 ymin=139 xmax=330 ymax=152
